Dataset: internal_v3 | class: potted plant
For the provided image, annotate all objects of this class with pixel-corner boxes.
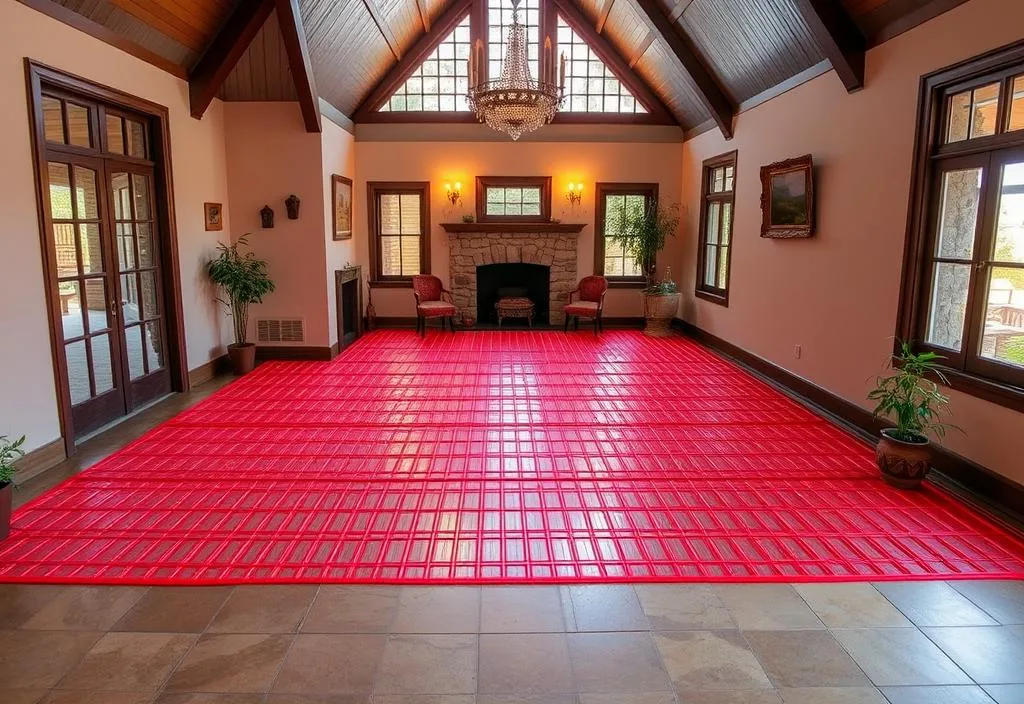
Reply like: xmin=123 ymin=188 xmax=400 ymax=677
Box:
xmin=606 ymin=200 xmax=681 ymax=337
xmin=868 ymin=342 xmax=958 ymax=489
xmin=0 ymin=435 xmax=25 ymax=540
xmin=207 ymin=234 xmax=275 ymax=375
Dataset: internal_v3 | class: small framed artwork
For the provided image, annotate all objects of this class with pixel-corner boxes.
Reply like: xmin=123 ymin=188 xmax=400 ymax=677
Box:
xmin=332 ymin=174 xmax=353 ymax=240
xmin=760 ymin=154 xmax=814 ymax=239
xmin=204 ymin=202 xmax=223 ymax=231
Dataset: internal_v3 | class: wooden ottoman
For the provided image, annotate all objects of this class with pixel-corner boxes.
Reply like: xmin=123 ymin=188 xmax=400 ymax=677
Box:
xmin=495 ymin=297 xmax=535 ymax=327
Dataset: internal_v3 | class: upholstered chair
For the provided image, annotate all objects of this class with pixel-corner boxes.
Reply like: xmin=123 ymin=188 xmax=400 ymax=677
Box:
xmin=563 ymin=275 xmax=609 ymax=335
xmin=412 ymin=275 xmax=457 ymax=336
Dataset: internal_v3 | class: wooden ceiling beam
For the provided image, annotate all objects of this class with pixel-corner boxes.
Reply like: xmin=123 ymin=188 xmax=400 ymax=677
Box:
xmin=668 ymin=0 xmax=694 ymax=23
xmin=363 ymin=0 xmax=403 ymax=60
xmin=415 ymin=0 xmax=431 ymax=32
xmin=629 ymin=31 xmax=656 ymax=69
xmin=276 ymin=0 xmax=321 ymax=132
xmin=596 ymin=0 xmax=615 ymax=34
xmin=791 ymin=0 xmax=866 ymax=92
xmin=632 ymin=0 xmax=734 ymax=138
xmin=188 ymin=0 xmax=274 ymax=120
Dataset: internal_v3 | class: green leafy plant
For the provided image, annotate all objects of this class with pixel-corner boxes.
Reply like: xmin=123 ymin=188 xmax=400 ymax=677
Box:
xmin=206 ymin=234 xmax=275 ymax=347
xmin=868 ymin=341 xmax=958 ymax=443
xmin=461 ymin=214 xmax=475 ymax=223
xmin=606 ymin=199 xmax=680 ymax=291
xmin=0 ymin=435 xmax=26 ymax=486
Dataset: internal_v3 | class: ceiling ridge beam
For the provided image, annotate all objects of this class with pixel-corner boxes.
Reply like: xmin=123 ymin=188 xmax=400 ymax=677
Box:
xmin=188 ymin=0 xmax=275 ymax=120
xmin=362 ymin=0 xmax=403 ymax=60
xmin=632 ymin=0 xmax=734 ymax=138
xmin=550 ymin=0 xmax=677 ymax=125
xmin=791 ymin=0 xmax=866 ymax=92
xmin=276 ymin=0 xmax=321 ymax=132
xmin=353 ymin=0 xmax=475 ymax=120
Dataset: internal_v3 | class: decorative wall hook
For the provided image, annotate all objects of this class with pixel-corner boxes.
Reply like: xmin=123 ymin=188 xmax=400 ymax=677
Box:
xmin=286 ymin=194 xmax=301 ymax=220
xmin=260 ymin=205 xmax=275 ymax=229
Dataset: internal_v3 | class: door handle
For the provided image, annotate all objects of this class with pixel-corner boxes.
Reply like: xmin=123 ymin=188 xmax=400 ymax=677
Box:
xmin=110 ymin=300 xmax=117 ymax=318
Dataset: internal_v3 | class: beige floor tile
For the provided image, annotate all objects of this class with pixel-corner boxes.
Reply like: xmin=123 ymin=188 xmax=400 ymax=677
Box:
xmin=114 ymin=587 xmax=233 ymax=632
xmin=985 ymin=684 xmax=1024 ymax=704
xmin=480 ymin=587 xmax=565 ymax=633
xmin=655 ymin=630 xmax=771 ymax=691
xmin=744 ymin=630 xmax=869 ymax=688
xmin=41 ymin=694 xmax=156 ymax=704
xmin=0 ymin=585 xmax=66 ymax=629
xmin=923 ymin=626 xmax=1024 ymax=685
xmin=388 ymin=588 xmax=480 ymax=634
xmin=154 ymin=695 xmax=266 ymax=704
xmin=0 ymin=630 xmax=103 ymax=689
xmin=272 ymin=634 xmax=386 ymax=694
xmin=568 ymin=585 xmax=649 ymax=632
xmin=267 ymin=694 xmax=370 ymax=703
xmin=778 ymin=687 xmax=887 ymax=703
xmin=302 ymin=586 xmax=399 ymax=633
xmin=714 ymin=586 xmax=821 ymax=630
xmin=567 ymin=631 xmax=671 ymax=693
xmin=579 ymin=693 xmax=678 ymax=704
xmin=949 ymin=581 xmax=1024 ymax=625
xmin=374 ymin=634 xmax=477 ymax=694
xmin=636 ymin=585 xmax=735 ymax=630
xmin=674 ymin=690 xmax=781 ymax=703
xmin=20 ymin=587 xmax=147 ymax=631
xmin=0 ymin=690 xmax=49 ymax=704
xmin=793 ymin=584 xmax=911 ymax=628
xmin=57 ymin=631 xmax=195 ymax=691
xmin=479 ymin=633 xmax=573 ymax=695
xmin=164 ymin=633 xmax=293 ymax=693
xmin=873 ymin=582 xmax=998 ymax=627
xmin=831 ymin=628 xmax=970 ymax=686
xmin=373 ymin=697 xmax=475 ymax=704
xmin=206 ymin=586 xmax=318 ymax=634
xmin=881 ymin=685 xmax=998 ymax=703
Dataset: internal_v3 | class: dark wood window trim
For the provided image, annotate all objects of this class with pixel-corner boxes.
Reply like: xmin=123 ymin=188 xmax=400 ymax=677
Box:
xmin=367 ymin=181 xmax=431 ymax=288
xmin=897 ymin=39 xmax=1024 ymax=414
xmin=696 ymin=150 xmax=737 ymax=306
xmin=594 ymin=183 xmax=658 ymax=288
xmin=475 ymin=176 xmax=552 ymax=222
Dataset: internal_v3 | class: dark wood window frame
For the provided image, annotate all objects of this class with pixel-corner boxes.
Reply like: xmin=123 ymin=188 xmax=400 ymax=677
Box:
xmin=594 ymin=183 xmax=658 ymax=289
xmin=696 ymin=150 xmax=737 ymax=306
xmin=367 ymin=181 xmax=432 ymax=288
xmin=475 ymin=176 xmax=552 ymax=222
xmin=897 ymin=39 xmax=1024 ymax=413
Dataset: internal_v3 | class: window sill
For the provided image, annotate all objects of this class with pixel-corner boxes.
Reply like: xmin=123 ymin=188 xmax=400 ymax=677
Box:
xmin=607 ymin=280 xmax=647 ymax=290
xmin=695 ymin=288 xmax=729 ymax=307
xmin=932 ymin=366 xmax=1024 ymax=414
xmin=369 ymin=280 xmax=413 ymax=289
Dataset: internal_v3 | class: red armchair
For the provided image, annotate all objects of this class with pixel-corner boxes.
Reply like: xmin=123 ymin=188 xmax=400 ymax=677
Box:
xmin=412 ymin=275 xmax=457 ymax=336
xmin=564 ymin=275 xmax=609 ymax=335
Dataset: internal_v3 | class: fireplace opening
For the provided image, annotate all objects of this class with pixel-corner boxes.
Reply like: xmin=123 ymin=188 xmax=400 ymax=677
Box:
xmin=477 ymin=263 xmax=550 ymax=325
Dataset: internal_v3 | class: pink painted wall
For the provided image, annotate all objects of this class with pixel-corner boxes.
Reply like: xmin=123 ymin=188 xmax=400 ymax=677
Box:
xmin=678 ymin=0 xmax=1024 ymax=484
xmin=0 ymin=1 xmax=232 ymax=453
xmin=321 ymin=119 xmax=358 ymax=346
xmin=353 ymin=140 xmax=684 ymax=318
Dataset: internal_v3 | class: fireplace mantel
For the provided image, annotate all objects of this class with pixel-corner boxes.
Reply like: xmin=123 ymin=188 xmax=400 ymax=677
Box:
xmin=441 ymin=222 xmax=585 ymax=234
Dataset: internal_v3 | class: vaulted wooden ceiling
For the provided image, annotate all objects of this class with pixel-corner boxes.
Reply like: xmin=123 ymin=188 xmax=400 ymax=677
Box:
xmin=21 ymin=0 xmax=969 ymax=136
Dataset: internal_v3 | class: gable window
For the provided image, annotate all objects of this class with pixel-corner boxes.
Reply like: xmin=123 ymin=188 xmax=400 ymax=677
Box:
xmin=488 ymin=0 xmax=540 ymax=82
xmin=696 ymin=151 xmax=737 ymax=305
xmin=557 ymin=18 xmax=645 ymax=113
xmin=379 ymin=16 xmax=471 ymax=113
xmin=476 ymin=176 xmax=551 ymax=221
xmin=595 ymin=183 xmax=657 ymax=286
xmin=368 ymin=182 xmax=430 ymax=285
xmin=899 ymin=43 xmax=1024 ymax=409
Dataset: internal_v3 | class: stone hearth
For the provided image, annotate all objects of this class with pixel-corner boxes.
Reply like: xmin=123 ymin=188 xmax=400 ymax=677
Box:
xmin=448 ymin=231 xmax=579 ymax=325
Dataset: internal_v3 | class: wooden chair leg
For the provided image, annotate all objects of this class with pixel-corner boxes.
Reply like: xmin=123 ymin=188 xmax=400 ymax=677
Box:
xmin=593 ymin=316 xmax=599 ymax=336
xmin=574 ymin=317 xmax=579 ymax=331
xmin=563 ymin=314 xmax=569 ymax=332
xmin=450 ymin=316 xmax=456 ymax=332
xmin=598 ymin=315 xmax=603 ymax=333
xmin=418 ymin=315 xmax=424 ymax=337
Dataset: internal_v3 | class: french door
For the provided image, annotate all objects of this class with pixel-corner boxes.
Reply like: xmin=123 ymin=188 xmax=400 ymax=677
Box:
xmin=41 ymin=92 xmax=171 ymax=439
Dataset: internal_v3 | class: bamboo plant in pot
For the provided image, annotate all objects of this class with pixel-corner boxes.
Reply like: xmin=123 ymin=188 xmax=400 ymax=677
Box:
xmin=207 ymin=234 xmax=275 ymax=375
xmin=606 ymin=199 xmax=681 ymax=337
xmin=868 ymin=342 xmax=958 ymax=489
xmin=0 ymin=434 xmax=25 ymax=540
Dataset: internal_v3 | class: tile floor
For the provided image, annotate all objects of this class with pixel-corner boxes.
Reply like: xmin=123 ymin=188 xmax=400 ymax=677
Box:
xmin=2 ymin=378 xmax=1023 ymax=704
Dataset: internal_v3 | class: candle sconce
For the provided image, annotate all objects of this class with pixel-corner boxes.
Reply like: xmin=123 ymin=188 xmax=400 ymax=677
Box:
xmin=565 ymin=182 xmax=583 ymax=208
xmin=445 ymin=182 xmax=463 ymax=208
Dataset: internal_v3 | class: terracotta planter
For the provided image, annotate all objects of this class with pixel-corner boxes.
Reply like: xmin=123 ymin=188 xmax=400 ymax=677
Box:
xmin=228 ymin=343 xmax=257 ymax=376
xmin=876 ymin=428 xmax=931 ymax=489
xmin=643 ymin=293 xmax=681 ymax=337
xmin=0 ymin=482 xmax=11 ymax=541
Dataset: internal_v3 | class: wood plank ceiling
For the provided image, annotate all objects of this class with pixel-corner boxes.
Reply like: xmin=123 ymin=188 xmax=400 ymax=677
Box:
xmin=25 ymin=0 xmax=971 ymax=133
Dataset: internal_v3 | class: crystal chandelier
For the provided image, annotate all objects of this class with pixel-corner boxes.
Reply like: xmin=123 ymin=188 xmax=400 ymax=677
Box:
xmin=467 ymin=2 xmax=565 ymax=140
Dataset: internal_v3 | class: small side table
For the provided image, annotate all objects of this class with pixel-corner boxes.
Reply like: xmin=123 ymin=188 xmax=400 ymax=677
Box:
xmin=495 ymin=297 xmax=535 ymax=327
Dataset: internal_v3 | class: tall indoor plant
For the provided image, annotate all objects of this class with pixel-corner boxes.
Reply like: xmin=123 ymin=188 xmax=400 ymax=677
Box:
xmin=868 ymin=342 xmax=958 ymax=489
xmin=0 ymin=434 xmax=25 ymax=540
xmin=607 ymin=199 xmax=681 ymax=337
xmin=207 ymin=234 xmax=275 ymax=375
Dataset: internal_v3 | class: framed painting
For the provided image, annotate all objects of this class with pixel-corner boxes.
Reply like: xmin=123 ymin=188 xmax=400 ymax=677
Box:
xmin=760 ymin=155 xmax=814 ymax=239
xmin=204 ymin=202 xmax=223 ymax=231
xmin=332 ymin=174 xmax=353 ymax=240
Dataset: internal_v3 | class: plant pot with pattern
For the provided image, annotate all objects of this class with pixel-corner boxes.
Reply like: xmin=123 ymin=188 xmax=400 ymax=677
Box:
xmin=868 ymin=342 xmax=958 ymax=489
xmin=207 ymin=234 xmax=276 ymax=376
xmin=0 ymin=434 xmax=26 ymax=540
xmin=643 ymin=279 xmax=681 ymax=338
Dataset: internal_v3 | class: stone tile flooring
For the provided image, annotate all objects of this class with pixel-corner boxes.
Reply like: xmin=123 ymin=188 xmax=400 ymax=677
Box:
xmin=2 ymin=378 xmax=1023 ymax=704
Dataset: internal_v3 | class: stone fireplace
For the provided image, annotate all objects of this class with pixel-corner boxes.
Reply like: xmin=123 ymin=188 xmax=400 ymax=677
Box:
xmin=444 ymin=224 xmax=584 ymax=326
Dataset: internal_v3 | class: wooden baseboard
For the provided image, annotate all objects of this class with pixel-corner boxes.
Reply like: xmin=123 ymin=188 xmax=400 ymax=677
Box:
xmin=14 ymin=437 xmax=66 ymax=484
xmin=602 ymin=317 xmax=644 ymax=328
xmin=371 ymin=316 xmax=645 ymax=329
xmin=673 ymin=318 xmax=1024 ymax=524
xmin=256 ymin=346 xmax=336 ymax=361
xmin=188 ymin=354 xmax=229 ymax=387
xmin=371 ymin=317 xmax=418 ymax=328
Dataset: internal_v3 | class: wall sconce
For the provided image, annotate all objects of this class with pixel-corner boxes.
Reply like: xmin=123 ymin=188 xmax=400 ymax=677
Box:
xmin=565 ymin=182 xmax=583 ymax=207
xmin=445 ymin=182 xmax=463 ymax=207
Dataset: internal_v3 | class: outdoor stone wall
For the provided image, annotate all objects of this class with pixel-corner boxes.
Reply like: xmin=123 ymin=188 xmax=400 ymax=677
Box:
xmin=448 ymin=232 xmax=579 ymax=325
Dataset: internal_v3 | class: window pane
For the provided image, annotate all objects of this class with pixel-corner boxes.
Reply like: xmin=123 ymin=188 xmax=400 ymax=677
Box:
xmin=133 ymin=174 xmax=151 ymax=219
xmin=624 ymin=255 xmax=642 ymax=277
xmin=724 ymin=166 xmax=735 ymax=192
xmin=379 ymin=195 xmax=401 ymax=235
xmin=718 ymin=245 xmax=729 ymax=288
xmin=53 ymin=224 xmax=77 ymax=278
xmin=106 ymin=114 xmax=125 ymax=154
xmin=706 ymin=202 xmax=720 ymax=244
xmin=399 ymin=194 xmax=421 ymax=234
xmin=67 ymin=103 xmax=91 ymax=148
xmin=127 ymin=120 xmax=146 ymax=158
xmin=605 ymin=254 xmax=623 ymax=277
xmin=713 ymin=168 xmax=725 ymax=193
xmin=43 ymin=97 xmax=65 ymax=144
xmin=80 ymin=224 xmax=103 ymax=275
xmin=84 ymin=278 xmax=109 ymax=332
xmin=557 ymin=17 xmax=645 ymax=113
xmin=721 ymin=202 xmax=732 ymax=245
xmin=1010 ymin=76 xmax=1024 ymax=132
xmin=125 ymin=325 xmax=145 ymax=380
xmin=926 ymin=262 xmax=971 ymax=350
xmin=947 ymin=90 xmax=971 ymax=143
xmin=935 ymin=167 xmax=982 ymax=260
xmin=92 ymin=333 xmax=115 ymax=394
xmin=400 ymin=235 xmax=421 ymax=275
xmin=380 ymin=235 xmax=402 ymax=276
xmin=381 ymin=16 xmax=471 ymax=112
xmin=980 ymin=265 xmax=1024 ymax=369
xmin=995 ymin=162 xmax=1024 ymax=265
xmin=704 ymin=246 xmax=718 ymax=288
xmin=146 ymin=321 xmax=165 ymax=371
xmin=970 ymin=83 xmax=1000 ymax=139
xmin=75 ymin=166 xmax=99 ymax=219
xmin=140 ymin=271 xmax=159 ymax=320
xmin=121 ymin=274 xmax=140 ymax=323
xmin=48 ymin=163 xmax=73 ymax=219
xmin=65 ymin=339 xmax=89 ymax=405
xmin=60 ymin=281 xmax=82 ymax=340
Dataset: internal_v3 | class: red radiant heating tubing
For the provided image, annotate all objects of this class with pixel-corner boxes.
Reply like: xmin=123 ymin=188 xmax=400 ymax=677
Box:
xmin=1 ymin=330 xmax=1022 ymax=584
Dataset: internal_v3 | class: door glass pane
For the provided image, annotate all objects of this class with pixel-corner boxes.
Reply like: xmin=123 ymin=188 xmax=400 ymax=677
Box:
xmin=91 ymin=333 xmax=114 ymax=395
xmin=52 ymin=223 xmax=78 ymax=278
xmin=981 ymin=266 xmax=1024 ymax=369
xmin=117 ymin=223 xmax=136 ymax=271
xmin=66 ymin=103 xmax=91 ymax=148
xmin=993 ymin=162 xmax=1024 ymax=264
xmin=42 ymin=97 xmax=65 ymax=144
xmin=1010 ymin=76 xmax=1024 ymax=132
xmin=111 ymin=173 xmax=130 ymax=219
xmin=704 ymin=246 xmax=718 ymax=288
xmin=146 ymin=322 xmax=165 ymax=371
xmin=48 ymin=163 xmax=73 ymax=219
xmin=140 ymin=271 xmax=159 ymax=319
xmin=137 ymin=223 xmax=154 ymax=267
xmin=935 ymin=168 xmax=982 ymax=259
xmin=106 ymin=114 xmax=125 ymax=154
xmin=926 ymin=262 xmax=972 ymax=350
xmin=74 ymin=167 xmax=99 ymax=219
xmin=79 ymin=224 xmax=103 ymax=274
xmin=65 ymin=339 xmax=89 ymax=405
xmin=125 ymin=325 xmax=146 ymax=380
xmin=127 ymin=120 xmax=146 ymax=158
xmin=706 ymin=202 xmax=720 ymax=244
xmin=60 ymin=281 xmax=83 ymax=340
xmin=132 ymin=174 xmax=150 ymax=219
xmin=83 ymin=278 xmax=109 ymax=332
xmin=121 ymin=274 xmax=140 ymax=322
xmin=970 ymin=83 xmax=1000 ymax=139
